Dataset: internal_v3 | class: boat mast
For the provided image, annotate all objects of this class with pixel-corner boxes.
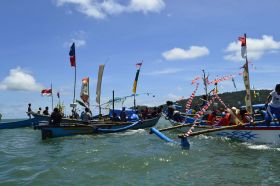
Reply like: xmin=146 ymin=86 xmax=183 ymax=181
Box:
xmin=202 ymin=69 xmax=208 ymax=101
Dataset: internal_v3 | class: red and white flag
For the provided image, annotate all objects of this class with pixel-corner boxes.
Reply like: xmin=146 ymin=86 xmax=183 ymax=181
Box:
xmin=41 ymin=89 xmax=52 ymax=96
xmin=238 ymin=36 xmax=247 ymax=59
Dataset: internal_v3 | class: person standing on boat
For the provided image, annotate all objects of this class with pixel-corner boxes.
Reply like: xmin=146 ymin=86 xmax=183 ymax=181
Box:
xmin=37 ymin=107 xmax=42 ymax=115
xmin=27 ymin=103 xmax=32 ymax=119
xmin=166 ymin=101 xmax=175 ymax=119
xmin=120 ymin=107 xmax=127 ymax=122
xmin=43 ymin=107 xmax=49 ymax=115
xmin=265 ymin=84 xmax=280 ymax=125
xmin=82 ymin=107 xmax=92 ymax=124
xmin=49 ymin=108 xmax=62 ymax=126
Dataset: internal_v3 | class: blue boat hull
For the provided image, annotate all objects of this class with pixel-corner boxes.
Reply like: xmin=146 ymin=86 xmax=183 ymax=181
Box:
xmin=0 ymin=118 xmax=39 ymax=129
xmin=40 ymin=116 xmax=160 ymax=139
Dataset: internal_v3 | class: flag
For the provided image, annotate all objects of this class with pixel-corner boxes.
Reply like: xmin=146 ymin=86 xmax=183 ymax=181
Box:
xmin=132 ymin=62 xmax=142 ymax=94
xmin=96 ymin=64 xmax=105 ymax=104
xmin=136 ymin=63 xmax=142 ymax=69
xmin=80 ymin=77 xmax=89 ymax=106
xmin=69 ymin=43 xmax=76 ymax=67
xmin=57 ymin=92 xmax=60 ymax=99
xmin=41 ymin=89 xmax=52 ymax=96
xmin=239 ymin=35 xmax=247 ymax=59
xmin=243 ymin=61 xmax=253 ymax=114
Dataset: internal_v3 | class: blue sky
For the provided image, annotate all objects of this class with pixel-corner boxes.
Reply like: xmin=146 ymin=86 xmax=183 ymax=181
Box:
xmin=1 ymin=0 xmax=280 ymax=118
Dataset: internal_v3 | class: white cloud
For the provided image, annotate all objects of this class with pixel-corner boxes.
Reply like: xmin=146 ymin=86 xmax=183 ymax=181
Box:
xmin=144 ymin=68 xmax=184 ymax=76
xmin=167 ymin=93 xmax=183 ymax=102
xmin=224 ymin=35 xmax=280 ymax=62
xmin=64 ymin=30 xmax=87 ymax=48
xmin=0 ymin=67 xmax=43 ymax=91
xmin=162 ymin=46 xmax=210 ymax=61
xmin=55 ymin=0 xmax=165 ymax=19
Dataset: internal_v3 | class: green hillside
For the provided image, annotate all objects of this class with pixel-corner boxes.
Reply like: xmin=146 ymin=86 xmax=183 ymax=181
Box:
xmin=173 ymin=89 xmax=271 ymax=110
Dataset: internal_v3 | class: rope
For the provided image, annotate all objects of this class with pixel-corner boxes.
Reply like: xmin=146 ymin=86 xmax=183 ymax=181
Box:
xmin=185 ymin=83 xmax=200 ymax=112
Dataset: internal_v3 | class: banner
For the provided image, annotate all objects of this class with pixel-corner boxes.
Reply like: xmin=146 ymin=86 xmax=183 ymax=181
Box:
xmin=132 ymin=63 xmax=142 ymax=94
xmin=243 ymin=61 xmax=253 ymax=114
xmin=96 ymin=64 xmax=105 ymax=104
xmin=80 ymin=77 xmax=89 ymax=106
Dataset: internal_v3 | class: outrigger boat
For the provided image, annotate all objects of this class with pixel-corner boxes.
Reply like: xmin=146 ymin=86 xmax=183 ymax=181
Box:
xmin=150 ymin=34 xmax=280 ymax=148
xmin=38 ymin=114 xmax=160 ymax=139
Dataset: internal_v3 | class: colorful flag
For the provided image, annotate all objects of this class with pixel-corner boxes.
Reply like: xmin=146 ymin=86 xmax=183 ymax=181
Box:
xmin=243 ymin=61 xmax=253 ymax=114
xmin=80 ymin=77 xmax=89 ymax=106
xmin=69 ymin=43 xmax=76 ymax=67
xmin=96 ymin=64 xmax=105 ymax=104
xmin=239 ymin=35 xmax=247 ymax=59
xmin=132 ymin=62 xmax=142 ymax=94
xmin=41 ymin=89 xmax=52 ymax=96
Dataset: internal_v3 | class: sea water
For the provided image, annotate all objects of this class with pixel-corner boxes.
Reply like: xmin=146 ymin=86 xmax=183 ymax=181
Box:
xmin=0 ymin=118 xmax=280 ymax=185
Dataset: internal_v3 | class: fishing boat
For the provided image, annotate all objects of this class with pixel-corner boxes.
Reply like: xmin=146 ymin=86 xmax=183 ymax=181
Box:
xmin=0 ymin=117 xmax=40 ymax=129
xmin=39 ymin=114 xmax=160 ymax=139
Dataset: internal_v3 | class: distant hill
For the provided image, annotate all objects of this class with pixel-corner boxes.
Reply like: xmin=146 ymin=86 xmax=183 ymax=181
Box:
xmin=172 ymin=89 xmax=271 ymax=110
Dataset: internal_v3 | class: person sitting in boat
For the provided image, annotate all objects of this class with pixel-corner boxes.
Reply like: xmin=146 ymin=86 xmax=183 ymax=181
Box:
xmin=173 ymin=110 xmax=183 ymax=122
xmin=151 ymin=107 xmax=158 ymax=117
xmin=141 ymin=107 xmax=149 ymax=119
xmin=43 ymin=107 xmax=49 ymax=115
xmin=112 ymin=113 xmax=120 ymax=121
xmin=120 ymin=107 xmax=127 ymax=122
xmin=265 ymin=84 xmax=280 ymax=125
xmin=166 ymin=101 xmax=175 ymax=119
xmin=218 ymin=110 xmax=231 ymax=126
xmin=239 ymin=108 xmax=251 ymax=123
xmin=37 ymin=107 xmax=42 ymax=115
xmin=49 ymin=108 xmax=62 ymax=126
xmin=82 ymin=107 xmax=92 ymax=124
xmin=207 ymin=111 xmax=217 ymax=125
xmin=27 ymin=103 xmax=32 ymax=119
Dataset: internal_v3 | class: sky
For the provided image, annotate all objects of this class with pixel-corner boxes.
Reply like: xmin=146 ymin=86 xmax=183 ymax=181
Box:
xmin=1 ymin=0 xmax=280 ymax=118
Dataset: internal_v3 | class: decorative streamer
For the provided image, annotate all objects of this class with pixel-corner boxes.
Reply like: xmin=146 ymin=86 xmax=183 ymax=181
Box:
xmin=185 ymin=83 xmax=200 ymax=112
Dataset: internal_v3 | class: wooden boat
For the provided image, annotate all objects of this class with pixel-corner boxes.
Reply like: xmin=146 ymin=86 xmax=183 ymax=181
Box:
xmin=0 ymin=118 xmax=40 ymax=129
xmin=39 ymin=115 xmax=161 ymax=139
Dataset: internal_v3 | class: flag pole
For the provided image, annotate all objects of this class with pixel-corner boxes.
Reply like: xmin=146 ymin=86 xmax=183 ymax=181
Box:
xmin=73 ymin=65 xmax=76 ymax=104
xmin=51 ymin=83 xmax=54 ymax=111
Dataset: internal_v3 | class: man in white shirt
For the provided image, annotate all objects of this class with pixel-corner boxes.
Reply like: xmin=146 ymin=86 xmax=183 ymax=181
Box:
xmin=82 ymin=107 xmax=92 ymax=124
xmin=265 ymin=84 xmax=280 ymax=125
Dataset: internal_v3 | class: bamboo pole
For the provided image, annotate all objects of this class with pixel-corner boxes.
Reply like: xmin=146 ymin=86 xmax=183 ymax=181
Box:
xmin=177 ymin=120 xmax=267 ymax=138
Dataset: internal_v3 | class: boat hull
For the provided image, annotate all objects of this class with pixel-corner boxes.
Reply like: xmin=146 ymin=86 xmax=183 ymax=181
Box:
xmin=166 ymin=115 xmax=280 ymax=144
xmin=40 ymin=115 xmax=160 ymax=139
xmin=0 ymin=118 xmax=39 ymax=129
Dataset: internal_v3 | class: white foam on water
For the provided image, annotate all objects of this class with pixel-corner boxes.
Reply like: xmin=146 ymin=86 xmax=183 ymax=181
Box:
xmin=111 ymin=129 xmax=146 ymax=137
xmin=242 ymin=142 xmax=280 ymax=151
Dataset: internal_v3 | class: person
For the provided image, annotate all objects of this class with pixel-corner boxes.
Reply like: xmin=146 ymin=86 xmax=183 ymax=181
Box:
xmin=82 ymin=107 xmax=92 ymax=124
xmin=200 ymin=95 xmax=207 ymax=108
xmin=49 ymin=108 xmax=62 ymax=126
xmin=218 ymin=110 xmax=231 ymax=126
xmin=207 ymin=111 xmax=217 ymax=125
xmin=166 ymin=101 xmax=175 ymax=119
xmin=112 ymin=113 xmax=120 ymax=121
xmin=27 ymin=103 xmax=32 ymax=119
xmin=0 ymin=113 xmax=2 ymax=121
xmin=265 ymin=84 xmax=280 ymax=125
xmin=37 ymin=107 xmax=42 ymax=115
xmin=43 ymin=107 xmax=49 ymax=115
xmin=120 ymin=107 xmax=127 ymax=122
xmin=151 ymin=107 xmax=158 ymax=117
xmin=142 ymin=107 xmax=149 ymax=119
